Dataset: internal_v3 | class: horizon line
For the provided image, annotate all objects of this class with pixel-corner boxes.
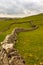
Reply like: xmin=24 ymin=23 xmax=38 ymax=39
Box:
xmin=0 ymin=13 xmax=42 ymax=18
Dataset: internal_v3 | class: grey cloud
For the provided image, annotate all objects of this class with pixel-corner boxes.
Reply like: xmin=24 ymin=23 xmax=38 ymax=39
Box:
xmin=0 ymin=0 xmax=43 ymax=15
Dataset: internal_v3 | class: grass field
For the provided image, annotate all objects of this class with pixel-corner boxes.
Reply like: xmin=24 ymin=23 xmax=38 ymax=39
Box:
xmin=0 ymin=13 xmax=43 ymax=65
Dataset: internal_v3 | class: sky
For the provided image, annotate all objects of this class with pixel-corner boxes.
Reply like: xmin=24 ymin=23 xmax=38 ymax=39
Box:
xmin=0 ymin=0 xmax=43 ymax=17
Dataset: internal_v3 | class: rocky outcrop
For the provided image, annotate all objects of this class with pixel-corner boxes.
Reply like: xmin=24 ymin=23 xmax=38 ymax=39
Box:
xmin=0 ymin=21 xmax=38 ymax=65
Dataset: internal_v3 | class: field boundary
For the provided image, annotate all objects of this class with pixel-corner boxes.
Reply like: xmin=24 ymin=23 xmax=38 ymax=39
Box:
xmin=0 ymin=21 xmax=38 ymax=65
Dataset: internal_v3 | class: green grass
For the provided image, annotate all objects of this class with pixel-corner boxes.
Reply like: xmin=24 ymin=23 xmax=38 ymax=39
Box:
xmin=0 ymin=13 xmax=43 ymax=65
xmin=15 ymin=26 xmax=43 ymax=65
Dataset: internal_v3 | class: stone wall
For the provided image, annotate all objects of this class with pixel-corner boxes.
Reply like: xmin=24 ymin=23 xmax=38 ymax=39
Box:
xmin=0 ymin=21 xmax=38 ymax=65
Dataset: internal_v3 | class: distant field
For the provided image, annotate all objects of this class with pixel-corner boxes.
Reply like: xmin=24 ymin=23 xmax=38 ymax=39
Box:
xmin=0 ymin=13 xmax=43 ymax=65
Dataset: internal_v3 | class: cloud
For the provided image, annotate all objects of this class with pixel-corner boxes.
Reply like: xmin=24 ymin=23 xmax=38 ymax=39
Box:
xmin=0 ymin=0 xmax=43 ymax=16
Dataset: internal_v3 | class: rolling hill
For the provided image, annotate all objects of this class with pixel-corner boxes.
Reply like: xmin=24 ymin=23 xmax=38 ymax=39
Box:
xmin=0 ymin=13 xmax=43 ymax=65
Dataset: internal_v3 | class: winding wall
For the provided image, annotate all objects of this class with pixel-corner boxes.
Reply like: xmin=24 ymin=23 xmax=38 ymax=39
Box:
xmin=0 ymin=21 xmax=38 ymax=65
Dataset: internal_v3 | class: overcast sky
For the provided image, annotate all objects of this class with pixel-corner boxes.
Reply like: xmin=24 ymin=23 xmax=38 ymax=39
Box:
xmin=0 ymin=0 xmax=43 ymax=16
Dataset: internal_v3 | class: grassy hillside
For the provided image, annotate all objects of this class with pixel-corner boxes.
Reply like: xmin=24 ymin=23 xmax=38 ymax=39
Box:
xmin=0 ymin=13 xmax=43 ymax=65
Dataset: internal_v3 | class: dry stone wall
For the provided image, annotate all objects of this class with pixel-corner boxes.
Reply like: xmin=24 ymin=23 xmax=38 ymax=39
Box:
xmin=0 ymin=21 xmax=38 ymax=65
